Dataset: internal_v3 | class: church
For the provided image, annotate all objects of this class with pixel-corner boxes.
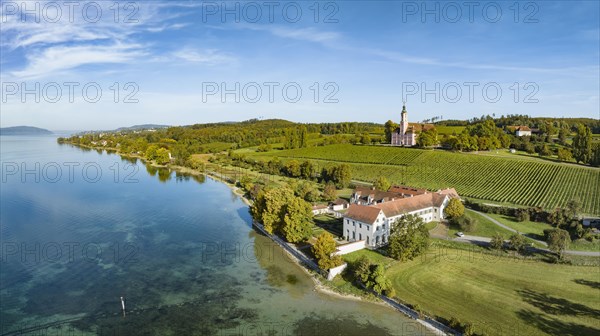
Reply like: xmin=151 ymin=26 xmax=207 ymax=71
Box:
xmin=391 ymin=104 xmax=417 ymax=146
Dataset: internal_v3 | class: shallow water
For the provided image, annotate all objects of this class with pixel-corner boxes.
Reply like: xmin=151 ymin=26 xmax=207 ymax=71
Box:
xmin=0 ymin=135 xmax=427 ymax=335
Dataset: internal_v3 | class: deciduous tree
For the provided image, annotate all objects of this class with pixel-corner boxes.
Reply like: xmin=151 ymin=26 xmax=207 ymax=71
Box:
xmin=312 ymin=232 xmax=342 ymax=270
xmin=444 ymin=198 xmax=465 ymax=218
xmin=388 ymin=214 xmax=429 ymax=261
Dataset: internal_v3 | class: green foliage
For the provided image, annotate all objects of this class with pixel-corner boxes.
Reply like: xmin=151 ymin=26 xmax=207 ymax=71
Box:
xmin=145 ymin=145 xmax=159 ymax=160
xmin=283 ymin=126 xmax=309 ymax=149
xmin=388 ymin=214 xmax=429 ymax=261
xmin=417 ymin=127 xmax=438 ymax=147
xmin=546 ymin=228 xmax=571 ymax=258
xmin=557 ymin=148 xmax=573 ymax=162
xmin=508 ymin=234 xmax=526 ymax=253
xmin=281 ymin=197 xmax=314 ymax=243
xmin=284 ymin=160 xmax=301 ymax=177
xmin=351 ymin=257 xmax=392 ymax=295
xmin=384 ymin=120 xmax=397 ymax=144
xmin=373 ymin=176 xmax=391 ymax=191
xmin=453 ymin=215 xmax=478 ymax=233
xmin=572 ymin=124 xmax=592 ymax=164
xmin=312 ymin=232 xmax=342 ymax=270
xmin=299 ymin=160 xmax=316 ymax=179
xmin=256 ymin=144 xmax=272 ymax=152
xmin=323 ymin=182 xmax=337 ymax=201
xmin=490 ymin=233 xmax=504 ymax=250
xmin=444 ymin=198 xmax=465 ymax=218
xmin=352 ymin=256 xmax=372 ymax=284
xmin=515 ymin=208 xmax=530 ymax=222
xmin=155 ymin=148 xmax=171 ymax=165
xmin=321 ymin=164 xmax=351 ymax=188
xmin=251 ymin=187 xmax=314 ymax=243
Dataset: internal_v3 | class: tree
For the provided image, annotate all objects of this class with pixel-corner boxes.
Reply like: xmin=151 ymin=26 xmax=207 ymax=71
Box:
xmin=546 ymin=228 xmax=571 ymax=259
xmin=549 ymin=208 xmax=570 ymax=228
xmin=508 ymin=234 xmax=526 ymax=254
xmin=368 ymin=264 xmax=392 ymax=295
xmin=284 ymin=160 xmax=301 ymax=177
xmin=145 ymin=145 xmax=159 ymax=160
xmin=312 ymin=232 xmax=342 ymax=270
xmin=360 ymin=133 xmax=372 ymax=145
xmin=384 ymin=120 xmax=397 ymax=143
xmin=353 ymin=256 xmax=372 ymax=284
xmin=155 ymin=148 xmax=170 ymax=165
xmin=558 ymin=128 xmax=567 ymax=145
xmin=373 ymin=176 xmax=391 ymax=191
xmin=417 ymin=128 xmax=438 ymax=147
xmin=490 ymin=233 xmax=504 ymax=250
xmin=566 ymin=199 xmax=581 ymax=219
xmin=454 ymin=215 xmax=478 ymax=233
xmin=444 ymin=198 xmax=464 ymax=218
xmin=557 ymin=148 xmax=573 ymax=162
xmin=250 ymin=188 xmax=294 ymax=234
xmin=323 ymin=181 xmax=337 ymax=201
xmin=281 ymin=197 xmax=313 ymax=243
xmin=388 ymin=214 xmax=429 ymax=261
xmin=300 ymin=161 xmax=316 ymax=180
xmin=332 ymin=164 xmax=351 ymax=188
xmin=572 ymin=124 xmax=592 ymax=164
xmin=515 ymin=208 xmax=530 ymax=222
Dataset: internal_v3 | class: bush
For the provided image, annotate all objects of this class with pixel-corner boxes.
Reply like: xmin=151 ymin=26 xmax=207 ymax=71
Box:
xmin=453 ymin=215 xmax=478 ymax=233
xmin=449 ymin=317 xmax=461 ymax=329
xmin=463 ymin=322 xmax=475 ymax=336
xmin=516 ymin=209 xmax=530 ymax=222
xmin=490 ymin=233 xmax=504 ymax=250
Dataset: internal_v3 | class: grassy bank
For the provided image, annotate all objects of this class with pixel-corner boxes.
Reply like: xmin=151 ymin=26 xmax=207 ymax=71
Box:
xmin=383 ymin=246 xmax=600 ymax=336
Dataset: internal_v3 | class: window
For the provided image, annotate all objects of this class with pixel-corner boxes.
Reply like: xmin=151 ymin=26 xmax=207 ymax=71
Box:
xmin=359 ymin=233 xmax=362 ymax=240
xmin=359 ymin=223 xmax=362 ymax=229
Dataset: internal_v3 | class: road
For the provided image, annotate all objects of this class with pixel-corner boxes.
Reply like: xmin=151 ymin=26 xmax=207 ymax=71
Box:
xmin=453 ymin=233 xmax=600 ymax=257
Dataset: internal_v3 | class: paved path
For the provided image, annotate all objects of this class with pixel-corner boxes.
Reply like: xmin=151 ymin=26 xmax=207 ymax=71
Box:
xmin=466 ymin=208 xmax=548 ymax=246
xmin=452 ymin=233 xmax=600 ymax=257
xmin=431 ymin=211 xmax=600 ymax=257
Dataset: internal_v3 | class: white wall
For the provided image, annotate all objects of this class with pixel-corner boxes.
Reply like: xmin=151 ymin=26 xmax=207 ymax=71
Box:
xmin=327 ymin=263 xmax=348 ymax=280
xmin=333 ymin=241 xmax=366 ymax=256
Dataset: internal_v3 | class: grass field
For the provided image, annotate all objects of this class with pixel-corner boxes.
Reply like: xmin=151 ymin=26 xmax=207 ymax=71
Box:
xmin=486 ymin=213 xmax=551 ymax=241
xmin=384 ymin=246 xmax=600 ymax=336
xmin=251 ymin=144 xmax=600 ymax=215
xmin=448 ymin=211 xmax=515 ymax=239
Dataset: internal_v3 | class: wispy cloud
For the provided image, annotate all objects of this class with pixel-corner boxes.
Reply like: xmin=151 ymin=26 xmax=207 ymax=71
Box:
xmin=1 ymin=1 xmax=190 ymax=79
xmin=172 ymin=48 xmax=236 ymax=65
xmin=11 ymin=43 xmax=146 ymax=79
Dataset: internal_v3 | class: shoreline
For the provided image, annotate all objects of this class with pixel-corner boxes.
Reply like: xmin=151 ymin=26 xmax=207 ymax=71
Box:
xmin=65 ymin=142 xmax=450 ymax=335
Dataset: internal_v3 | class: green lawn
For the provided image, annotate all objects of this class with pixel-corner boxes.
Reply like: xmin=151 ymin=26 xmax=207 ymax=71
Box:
xmin=385 ymin=247 xmax=600 ymax=336
xmin=486 ymin=213 xmax=552 ymax=241
xmin=448 ymin=211 xmax=515 ymax=239
xmin=570 ymin=238 xmax=600 ymax=252
xmin=342 ymin=249 xmax=395 ymax=267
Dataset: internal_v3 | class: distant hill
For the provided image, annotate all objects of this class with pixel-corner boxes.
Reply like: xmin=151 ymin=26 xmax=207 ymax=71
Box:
xmin=115 ymin=124 xmax=170 ymax=132
xmin=0 ymin=126 xmax=53 ymax=135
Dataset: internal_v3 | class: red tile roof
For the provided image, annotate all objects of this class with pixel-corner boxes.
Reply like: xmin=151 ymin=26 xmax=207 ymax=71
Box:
xmin=345 ymin=204 xmax=382 ymax=224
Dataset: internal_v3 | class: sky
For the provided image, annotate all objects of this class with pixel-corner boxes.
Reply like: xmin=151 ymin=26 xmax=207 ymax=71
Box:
xmin=1 ymin=0 xmax=599 ymax=130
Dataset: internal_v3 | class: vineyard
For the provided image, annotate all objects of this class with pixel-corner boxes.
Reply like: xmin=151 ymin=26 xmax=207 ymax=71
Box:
xmin=251 ymin=144 xmax=600 ymax=215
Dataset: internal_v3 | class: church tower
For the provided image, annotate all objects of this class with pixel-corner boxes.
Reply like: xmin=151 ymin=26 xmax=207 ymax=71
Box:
xmin=400 ymin=103 xmax=408 ymax=134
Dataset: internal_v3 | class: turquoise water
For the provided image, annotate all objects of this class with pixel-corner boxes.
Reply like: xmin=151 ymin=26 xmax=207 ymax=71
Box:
xmin=0 ymin=135 xmax=426 ymax=335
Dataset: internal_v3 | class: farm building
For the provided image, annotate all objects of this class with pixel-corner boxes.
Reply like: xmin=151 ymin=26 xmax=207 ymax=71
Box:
xmin=507 ymin=125 xmax=532 ymax=137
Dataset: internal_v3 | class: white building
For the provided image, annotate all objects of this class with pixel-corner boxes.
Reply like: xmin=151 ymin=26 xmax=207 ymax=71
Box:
xmin=515 ymin=126 xmax=532 ymax=137
xmin=391 ymin=104 xmax=416 ymax=146
xmin=342 ymin=189 xmax=459 ymax=247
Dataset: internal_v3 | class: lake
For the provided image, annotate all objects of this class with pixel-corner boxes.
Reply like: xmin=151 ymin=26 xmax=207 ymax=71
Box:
xmin=0 ymin=135 xmax=426 ymax=335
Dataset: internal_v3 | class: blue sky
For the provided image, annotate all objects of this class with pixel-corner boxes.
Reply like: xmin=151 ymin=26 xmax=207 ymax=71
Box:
xmin=1 ymin=0 xmax=598 ymax=130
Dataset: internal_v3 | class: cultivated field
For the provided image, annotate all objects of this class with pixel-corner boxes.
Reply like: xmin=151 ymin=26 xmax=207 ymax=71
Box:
xmin=251 ymin=144 xmax=600 ymax=215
